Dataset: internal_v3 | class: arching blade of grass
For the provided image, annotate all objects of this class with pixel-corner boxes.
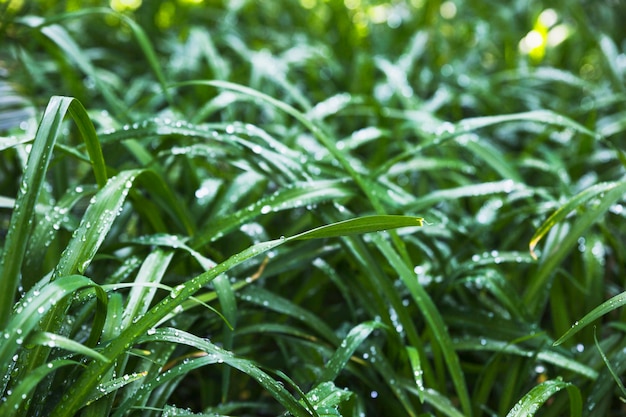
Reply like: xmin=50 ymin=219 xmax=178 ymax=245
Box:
xmin=110 ymin=355 xmax=220 ymax=416
xmin=0 ymin=359 xmax=78 ymax=415
xmin=302 ymin=381 xmax=353 ymax=416
xmin=453 ymin=337 xmax=597 ymax=379
xmin=405 ymin=180 xmax=527 ymax=212
xmin=554 ymin=291 xmax=626 ymax=346
xmin=26 ymin=332 xmax=109 ymax=363
xmin=529 ymin=181 xmax=624 ymax=259
xmin=53 ymin=170 xmax=142 ymax=277
xmin=505 ymin=379 xmax=582 ymax=417
xmin=316 ymin=321 xmax=386 ymax=384
xmin=0 ymin=274 xmax=106 ymax=384
xmin=454 ymin=110 xmax=599 ymax=139
xmin=594 ymin=331 xmax=626 ymax=400
xmin=0 ymin=95 xmax=106 ymax=326
xmin=403 ymin=386 xmax=465 ymax=417
xmin=291 ymin=215 xmax=423 ymax=240
xmin=192 ymin=179 xmax=356 ymax=247
xmin=524 ymin=179 xmax=626 ymax=317
xmin=138 ymin=328 xmax=314 ymax=417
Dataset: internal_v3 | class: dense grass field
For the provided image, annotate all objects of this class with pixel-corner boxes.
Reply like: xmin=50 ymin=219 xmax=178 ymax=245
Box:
xmin=2 ymin=0 xmax=626 ymax=416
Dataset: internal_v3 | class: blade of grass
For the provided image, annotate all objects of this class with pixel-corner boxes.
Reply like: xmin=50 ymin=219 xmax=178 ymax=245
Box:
xmin=26 ymin=332 xmax=109 ymax=363
xmin=0 ymin=95 xmax=107 ymax=324
xmin=0 ymin=359 xmax=78 ymax=415
xmin=0 ymin=274 xmax=104 ymax=381
xmin=524 ymin=179 xmax=626 ymax=317
xmin=0 ymin=96 xmax=69 ymax=326
xmin=554 ymin=291 xmax=626 ymax=346
xmin=316 ymin=321 xmax=386 ymax=384
xmin=138 ymin=328 xmax=314 ymax=417
xmin=505 ymin=379 xmax=582 ymax=417
xmin=373 ymin=234 xmax=472 ymax=416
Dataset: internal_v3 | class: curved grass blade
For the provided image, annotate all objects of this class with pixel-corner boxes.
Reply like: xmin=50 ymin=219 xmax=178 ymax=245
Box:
xmin=0 ymin=95 xmax=107 ymax=324
xmin=594 ymin=330 xmax=626 ymax=399
xmin=455 ymin=110 xmax=599 ymax=140
xmin=193 ymin=179 xmax=356 ymax=246
xmin=303 ymin=382 xmax=353 ymax=416
xmin=524 ymin=180 xmax=626 ymax=315
xmin=138 ymin=328 xmax=313 ymax=417
xmin=119 ymin=249 xmax=174 ymax=331
xmin=0 ymin=96 xmax=69 ymax=326
xmin=453 ymin=337 xmax=597 ymax=379
xmin=505 ymin=379 xmax=582 ymax=417
xmin=53 ymin=170 xmax=142 ymax=277
xmin=111 ymin=355 xmax=220 ymax=416
xmin=0 ymin=275 xmax=103 ymax=378
xmin=419 ymin=388 xmax=465 ymax=417
xmin=316 ymin=321 xmax=386 ymax=384
xmin=0 ymin=359 xmax=78 ymax=415
xmin=407 ymin=180 xmax=526 ymax=212
xmin=291 ymin=215 xmax=423 ymax=240
xmin=26 ymin=332 xmax=109 ymax=363
xmin=84 ymin=371 xmax=148 ymax=407
xmin=554 ymin=291 xmax=626 ymax=346
xmin=529 ymin=181 xmax=623 ymax=259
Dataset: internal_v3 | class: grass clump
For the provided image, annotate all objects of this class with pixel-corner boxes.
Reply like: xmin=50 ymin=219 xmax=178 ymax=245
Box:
xmin=2 ymin=1 xmax=626 ymax=416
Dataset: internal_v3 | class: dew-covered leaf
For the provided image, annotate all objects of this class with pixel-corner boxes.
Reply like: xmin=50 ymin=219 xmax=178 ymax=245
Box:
xmin=505 ymin=379 xmax=581 ymax=417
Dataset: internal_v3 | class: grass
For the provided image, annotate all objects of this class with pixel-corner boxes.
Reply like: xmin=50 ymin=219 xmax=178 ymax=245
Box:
xmin=1 ymin=0 xmax=626 ymax=416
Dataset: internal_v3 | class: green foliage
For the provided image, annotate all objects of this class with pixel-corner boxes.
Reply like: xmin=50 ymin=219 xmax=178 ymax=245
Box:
xmin=2 ymin=0 xmax=626 ymax=416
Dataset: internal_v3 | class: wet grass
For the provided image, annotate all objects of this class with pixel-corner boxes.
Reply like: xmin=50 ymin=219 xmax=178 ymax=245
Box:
xmin=1 ymin=1 xmax=626 ymax=416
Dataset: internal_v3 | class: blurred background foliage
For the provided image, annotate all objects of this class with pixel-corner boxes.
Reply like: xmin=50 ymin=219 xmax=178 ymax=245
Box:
xmin=2 ymin=0 xmax=626 ymax=108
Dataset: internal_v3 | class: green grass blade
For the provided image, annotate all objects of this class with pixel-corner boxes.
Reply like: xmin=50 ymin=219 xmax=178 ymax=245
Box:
xmin=290 ymin=215 xmax=423 ymax=240
xmin=0 ymin=359 xmax=78 ymax=415
xmin=529 ymin=181 xmax=622 ymax=259
xmin=67 ymin=99 xmax=107 ymax=187
xmin=0 ymin=275 xmax=101 ymax=378
xmin=316 ymin=321 xmax=386 ymax=384
xmin=456 ymin=110 xmax=599 ymax=139
xmin=54 ymin=170 xmax=142 ymax=277
xmin=119 ymin=249 xmax=174 ymax=331
xmin=139 ymin=328 xmax=313 ymax=417
xmin=554 ymin=291 xmax=626 ymax=346
xmin=193 ymin=179 xmax=355 ymax=246
xmin=26 ymin=332 xmax=109 ymax=363
xmin=594 ymin=330 xmax=626 ymax=399
xmin=303 ymin=382 xmax=353 ymax=414
xmin=0 ymin=96 xmax=70 ymax=327
xmin=505 ymin=379 xmax=582 ymax=417
xmin=406 ymin=346 xmax=425 ymax=403
xmin=373 ymin=234 xmax=472 ymax=416
xmin=524 ymin=180 xmax=626 ymax=316
xmin=418 ymin=388 xmax=465 ymax=417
